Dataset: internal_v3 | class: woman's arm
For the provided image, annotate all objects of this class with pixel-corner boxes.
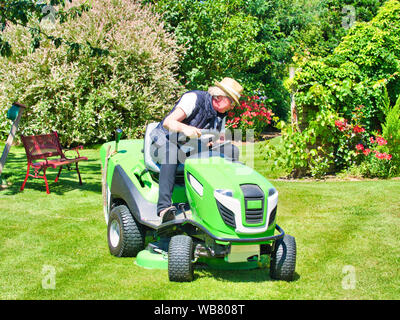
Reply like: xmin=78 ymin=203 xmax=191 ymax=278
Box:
xmin=163 ymin=107 xmax=201 ymax=138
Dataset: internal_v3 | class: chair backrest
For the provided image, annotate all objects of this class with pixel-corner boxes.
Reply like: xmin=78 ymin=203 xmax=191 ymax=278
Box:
xmin=21 ymin=132 xmax=63 ymax=162
xmin=143 ymin=122 xmax=161 ymax=173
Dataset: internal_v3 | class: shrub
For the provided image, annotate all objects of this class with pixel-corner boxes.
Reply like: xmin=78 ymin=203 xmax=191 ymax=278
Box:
xmin=380 ymin=85 xmax=400 ymax=171
xmin=267 ymin=98 xmax=399 ymax=179
xmin=269 ymin=0 xmax=400 ymax=178
xmin=265 ymin=105 xmax=341 ymax=178
xmin=352 ymin=85 xmax=400 ymax=178
xmin=0 ymin=0 xmax=183 ymax=146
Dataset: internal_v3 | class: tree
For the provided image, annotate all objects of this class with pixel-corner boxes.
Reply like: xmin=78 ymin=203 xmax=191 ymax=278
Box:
xmin=144 ymin=0 xmax=387 ymax=120
xmin=293 ymin=0 xmax=400 ymax=131
xmin=144 ymin=0 xmax=322 ymax=119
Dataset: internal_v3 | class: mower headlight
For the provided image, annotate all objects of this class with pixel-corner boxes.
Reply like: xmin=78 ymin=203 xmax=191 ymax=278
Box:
xmin=215 ymin=189 xmax=233 ymax=197
xmin=268 ymin=187 xmax=277 ymax=197
xmin=188 ymin=173 xmax=203 ymax=196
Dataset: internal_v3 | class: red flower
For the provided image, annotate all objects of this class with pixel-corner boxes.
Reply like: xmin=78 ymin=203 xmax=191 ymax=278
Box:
xmin=352 ymin=125 xmax=365 ymax=134
xmin=335 ymin=120 xmax=343 ymax=127
xmin=363 ymin=148 xmax=371 ymax=156
xmin=335 ymin=119 xmax=349 ymax=132
xmin=369 ymin=137 xmax=375 ymax=144
xmin=356 ymin=144 xmax=364 ymax=151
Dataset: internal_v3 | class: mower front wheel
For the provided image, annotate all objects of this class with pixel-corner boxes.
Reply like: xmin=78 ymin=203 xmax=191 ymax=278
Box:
xmin=107 ymin=204 xmax=145 ymax=257
xmin=168 ymin=235 xmax=194 ymax=282
xmin=270 ymin=234 xmax=296 ymax=281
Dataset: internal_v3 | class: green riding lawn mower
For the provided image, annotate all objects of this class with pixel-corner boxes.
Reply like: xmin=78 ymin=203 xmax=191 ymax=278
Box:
xmin=100 ymin=124 xmax=296 ymax=282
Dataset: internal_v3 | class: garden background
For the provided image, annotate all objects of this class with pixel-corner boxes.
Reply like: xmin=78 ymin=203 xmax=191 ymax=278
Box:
xmin=0 ymin=0 xmax=399 ymax=300
xmin=1 ymin=0 xmax=399 ymax=179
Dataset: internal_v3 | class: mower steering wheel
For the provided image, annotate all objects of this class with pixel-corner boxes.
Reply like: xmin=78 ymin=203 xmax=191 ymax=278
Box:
xmin=177 ymin=128 xmax=220 ymax=143
xmin=199 ymin=129 xmax=220 ymax=143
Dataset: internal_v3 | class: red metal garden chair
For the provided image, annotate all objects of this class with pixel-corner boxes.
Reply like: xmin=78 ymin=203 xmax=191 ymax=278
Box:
xmin=20 ymin=132 xmax=88 ymax=194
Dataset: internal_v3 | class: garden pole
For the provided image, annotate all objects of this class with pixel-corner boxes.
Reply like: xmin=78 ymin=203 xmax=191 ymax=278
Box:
xmin=0 ymin=102 xmax=27 ymax=182
xmin=102 ymin=144 xmax=111 ymax=220
xmin=289 ymin=66 xmax=298 ymax=130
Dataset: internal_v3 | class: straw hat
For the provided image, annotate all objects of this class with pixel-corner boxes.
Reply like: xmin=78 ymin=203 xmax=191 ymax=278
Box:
xmin=211 ymin=77 xmax=243 ymax=106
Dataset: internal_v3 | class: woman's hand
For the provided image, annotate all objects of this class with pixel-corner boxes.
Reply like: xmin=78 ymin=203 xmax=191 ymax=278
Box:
xmin=182 ymin=125 xmax=201 ymax=138
xmin=163 ymin=107 xmax=200 ymax=138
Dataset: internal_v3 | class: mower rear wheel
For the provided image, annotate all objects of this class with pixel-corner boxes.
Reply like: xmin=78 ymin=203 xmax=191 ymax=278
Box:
xmin=107 ymin=205 xmax=145 ymax=257
xmin=168 ymin=235 xmax=194 ymax=282
xmin=270 ymin=234 xmax=296 ymax=281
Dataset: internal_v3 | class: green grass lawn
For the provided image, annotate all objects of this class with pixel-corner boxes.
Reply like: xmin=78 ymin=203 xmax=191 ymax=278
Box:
xmin=0 ymin=141 xmax=399 ymax=300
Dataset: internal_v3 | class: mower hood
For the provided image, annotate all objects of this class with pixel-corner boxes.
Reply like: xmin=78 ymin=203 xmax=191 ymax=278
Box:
xmin=184 ymin=156 xmax=278 ymax=238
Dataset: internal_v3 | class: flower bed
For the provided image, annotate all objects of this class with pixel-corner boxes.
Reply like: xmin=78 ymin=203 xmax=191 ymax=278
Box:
xmin=225 ymin=95 xmax=275 ymax=140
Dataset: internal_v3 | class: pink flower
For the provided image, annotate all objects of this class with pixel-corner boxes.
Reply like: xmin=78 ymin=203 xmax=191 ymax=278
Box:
xmin=243 ymin=110 xmax=251 ymax=117
xmin=375 ymin=152 xmax=385 ymax=159
xmin=374 ymin=152 xmax=391 ymax=160
xmin=376 ymin=136 xmax=387 ymax=146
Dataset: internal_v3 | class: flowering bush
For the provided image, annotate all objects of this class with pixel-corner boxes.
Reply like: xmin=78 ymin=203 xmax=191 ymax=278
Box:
xmin=355 ymin=136 xmax=391 ymax=160
xmin=265 ymin=101 xmax=398 ymax=179
xmin=225 ymin=95 xmax=274 ymax=140
xmin=333 ymin=105 xmax=395 ymax=178
xmin=0 ymin=0 xmax=183 ymax=146
xmin=351 ymin=136 xmax=394 ymax=178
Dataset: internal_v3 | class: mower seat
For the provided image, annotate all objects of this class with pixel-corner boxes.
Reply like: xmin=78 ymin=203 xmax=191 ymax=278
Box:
xmin=143 ymin=122 xmax=185 ymax=174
